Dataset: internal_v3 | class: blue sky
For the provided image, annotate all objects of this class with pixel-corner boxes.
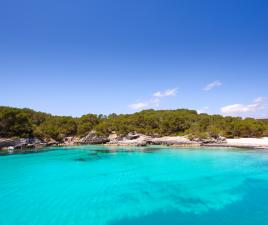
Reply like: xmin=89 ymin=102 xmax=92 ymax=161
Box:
xmin=0 ymin=0 xmax=268 ymax=117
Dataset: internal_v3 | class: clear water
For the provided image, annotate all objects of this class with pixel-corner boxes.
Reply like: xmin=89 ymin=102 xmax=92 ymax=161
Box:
xmin=1 ymin=145 xmax=268 ymax=225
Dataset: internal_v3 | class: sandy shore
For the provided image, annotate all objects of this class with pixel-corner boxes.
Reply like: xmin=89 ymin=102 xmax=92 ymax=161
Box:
xmin=204 ymin=138 xmax=268 ymax=149
xmin=225 ymin=138 xmax=268 ymax=149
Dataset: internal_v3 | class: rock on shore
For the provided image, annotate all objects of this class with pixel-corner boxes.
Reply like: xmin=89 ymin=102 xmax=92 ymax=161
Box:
xmin=78 ymin=131 xmax=109 ymax=144
xmin=107 ymin=133 xmax=151 ymax=146
xmin=151 ymin=136 xmax=200 ymax=146
xmin=105 ymin=132 xmax=204 ymax=147
xmin=0 ymin=137 xmax=46 ymax=149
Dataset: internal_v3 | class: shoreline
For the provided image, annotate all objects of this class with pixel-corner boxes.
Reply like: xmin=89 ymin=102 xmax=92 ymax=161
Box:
xmin=1 ymin=142 xmax=268 ymax=156
xmin=1 ymin=135 xmax=268 ymax=152
xmin=202 ymin=143 xmax=268 ymax=150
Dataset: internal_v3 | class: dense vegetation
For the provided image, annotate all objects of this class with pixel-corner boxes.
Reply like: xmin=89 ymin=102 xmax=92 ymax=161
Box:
xmin=1 ymin=106 xmax=268 ymax=141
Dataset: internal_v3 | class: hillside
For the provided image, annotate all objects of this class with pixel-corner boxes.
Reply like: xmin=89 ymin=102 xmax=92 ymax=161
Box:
xmin=1 ymin=106 xmax=268 ymax=142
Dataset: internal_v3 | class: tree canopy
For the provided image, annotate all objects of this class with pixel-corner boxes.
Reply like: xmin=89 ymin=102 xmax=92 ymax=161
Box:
xmin=1 ymin=106 xmax=268 ymax=141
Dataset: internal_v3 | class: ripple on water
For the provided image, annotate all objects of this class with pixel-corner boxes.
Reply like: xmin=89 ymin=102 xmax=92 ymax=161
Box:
xmin=0 ymin=146 xmax=268 ymax=225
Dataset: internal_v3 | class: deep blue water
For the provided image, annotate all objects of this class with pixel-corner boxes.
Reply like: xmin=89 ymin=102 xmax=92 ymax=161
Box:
xmin=0 ymin=145 xmax=268 ymax=225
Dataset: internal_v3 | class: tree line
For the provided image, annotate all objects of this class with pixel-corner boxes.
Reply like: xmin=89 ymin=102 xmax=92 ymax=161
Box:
xmin=1 ymin=106 xmax=268 ymax=141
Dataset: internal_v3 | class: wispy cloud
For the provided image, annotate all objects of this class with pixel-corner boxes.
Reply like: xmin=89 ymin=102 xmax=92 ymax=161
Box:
xmin=153 ymin=88 xmax=177 ymax=97
xmin=221 ymin=97 xmax=267 ymax=117
xmin=203 ymin=81 xmax=222 ymax=91
xmin=197 ymin=106 xmax=209 ymax=114
xmin=128 ymin=102 xmax=148 ymax=110
xmin=129 ymin=88 xmax=176 ymax=111
xmin=128 ymin=98 xmax=161 ymax=110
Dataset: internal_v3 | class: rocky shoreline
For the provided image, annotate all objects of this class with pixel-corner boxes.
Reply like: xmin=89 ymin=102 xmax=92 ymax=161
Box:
xmin=105 ymin=133 xmax=208 ymax=147
xmin=0 ymin=132 xmax=224 ymax=149
xmin=1 ymin=132 xmax=268 ymax=151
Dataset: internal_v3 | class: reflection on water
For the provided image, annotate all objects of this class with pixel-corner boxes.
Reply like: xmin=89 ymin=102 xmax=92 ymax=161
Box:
xmin=0 ymin=146 xmax=268 ymax=225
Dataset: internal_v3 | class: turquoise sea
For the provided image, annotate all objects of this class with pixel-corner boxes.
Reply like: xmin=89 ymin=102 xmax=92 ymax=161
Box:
xmin=1 ymin=145 xmax=268 ymax=225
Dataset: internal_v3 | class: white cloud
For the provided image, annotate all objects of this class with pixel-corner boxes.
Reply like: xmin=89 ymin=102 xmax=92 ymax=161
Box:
xmin=221 ymin=97 xmax=267 ymax=116
xmin=203 ymin=81 xmax=222 ymax=91
xmin=153 ymin=88 xmax=177 ymax=97
xmin=129 ymin=88 xmax=177 ymax=111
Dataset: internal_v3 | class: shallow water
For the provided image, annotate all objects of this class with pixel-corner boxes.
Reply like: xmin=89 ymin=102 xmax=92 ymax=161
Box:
xmin=1 ymin=145 xmax=268 ymax=225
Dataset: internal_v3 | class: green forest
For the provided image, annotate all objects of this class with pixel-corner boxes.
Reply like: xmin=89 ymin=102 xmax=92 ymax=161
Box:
xmin=1 ymin=106 xmax=268 ymax=141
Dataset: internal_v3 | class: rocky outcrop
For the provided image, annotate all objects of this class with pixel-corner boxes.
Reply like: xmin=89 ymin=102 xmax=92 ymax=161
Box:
xmin=107 ymin=133 xmax=151 ymax=146
xmin=108 ymin=133 xmax=123 ymax=142
xmin=79 ymin=131 xmax=109 ymax=144
xmin=60 ymin=136 xmax=80 ymax=146
xmin=151 ymin=136 xmax=200 ymax=146
xmin=0 ymin=138 xmax=18 ymax=148
xmin=106 ymin=133 xmax=151 ymax=146
xmin=0 ymin=137 xmax=46 ymax=149
xmin=46 ymin=139 xmax=59 ymax=146
xmin=3 ymin=138 xmax=15 ymax=148
xmin=105 ymin=133 xmax=228 ymax=147
xmin=194 ymin=136 xmax=226 ymax=145
xmin=106 ymin=133 xmax=200 ymax=147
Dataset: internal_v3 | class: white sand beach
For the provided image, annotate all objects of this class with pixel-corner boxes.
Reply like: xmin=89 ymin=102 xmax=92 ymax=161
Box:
xmin=226 ymin=138 xmax=268 ymax=149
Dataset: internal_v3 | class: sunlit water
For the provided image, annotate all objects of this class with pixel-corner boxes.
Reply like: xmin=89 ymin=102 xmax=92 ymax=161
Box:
xmin=1 ymin=145 xmax=268 ymax=225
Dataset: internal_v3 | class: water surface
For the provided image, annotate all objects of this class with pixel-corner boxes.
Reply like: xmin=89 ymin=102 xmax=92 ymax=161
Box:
xmin=1 ymin=145 xmax=268 ymax=225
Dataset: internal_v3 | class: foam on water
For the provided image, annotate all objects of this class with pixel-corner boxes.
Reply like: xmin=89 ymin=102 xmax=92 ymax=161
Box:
xmin=0 ymin=146 xmax=268 ymax=225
